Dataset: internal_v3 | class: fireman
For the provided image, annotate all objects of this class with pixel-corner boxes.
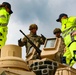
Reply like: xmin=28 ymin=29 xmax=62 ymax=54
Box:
xmin=0 ymin=2 xmax=13 ymax=49
xmin=56 ymin=13 xmax=76 ymax=66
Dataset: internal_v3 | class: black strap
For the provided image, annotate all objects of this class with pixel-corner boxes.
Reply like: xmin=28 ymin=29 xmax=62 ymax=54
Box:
xmin=0 ymin=39 xmax=2 ymax=41
xmin=69 ymin=57 xmax=76 ymax=65
xmin=69 ymin=50 xmax=76 ymax=65
xmin=69 ymin=58 xmax=73 ymax=65
xmin=68 ymin=40 xmax=76 ymax=47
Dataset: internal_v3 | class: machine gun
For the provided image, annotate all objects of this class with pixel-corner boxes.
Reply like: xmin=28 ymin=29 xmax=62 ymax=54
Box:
xmin=41 ymin=34 xmax=46 ymax=42
xmin=19 ymin=30 xmax=41 ymax=55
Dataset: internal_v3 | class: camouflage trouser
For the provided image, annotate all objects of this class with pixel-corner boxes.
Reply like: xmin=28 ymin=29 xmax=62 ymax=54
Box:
xmin=54 ymin=51 xmax=63 ymax=63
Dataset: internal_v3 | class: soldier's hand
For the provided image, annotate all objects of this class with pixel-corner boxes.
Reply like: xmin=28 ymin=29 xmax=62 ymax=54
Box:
xmin=41 ymin=34 xmax=46 ymax=42
xmin=18 ymin=38 xmax=23 ymax=46
xmin=18 ymin=38 xmax=21 ymax=44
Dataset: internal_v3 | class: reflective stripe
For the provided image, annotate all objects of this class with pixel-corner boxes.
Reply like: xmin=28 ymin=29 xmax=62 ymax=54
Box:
xmin=62 ymin=25 xmax=76 ymax=38
xmin=0 ymin=23 xmax=7 ymax=26
xmin=62 ymin=30 xmax=75 ymax=38
xmin=0 ymin=15 xmax=6 ymax=18
xmin=62 ymin=26 xmax=76 ymax=34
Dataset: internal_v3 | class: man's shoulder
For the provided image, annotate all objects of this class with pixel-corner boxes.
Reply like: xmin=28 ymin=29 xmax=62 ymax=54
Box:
xmin=36 ymin=35 xmax=41 ymax=37
xmin=27 ymin=34 xmax=30 ymax=36
xmin=68 ymin=16 xmax=76 ymax=24
xmin=68 ymin=16 xmax=76 ymax=20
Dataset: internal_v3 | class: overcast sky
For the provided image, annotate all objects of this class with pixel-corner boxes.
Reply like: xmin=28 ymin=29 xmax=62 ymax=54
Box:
xmin=0 ymin=0 xmax=76 ymax=61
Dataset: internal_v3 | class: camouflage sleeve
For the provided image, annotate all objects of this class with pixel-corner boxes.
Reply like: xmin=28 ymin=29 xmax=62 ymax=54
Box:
xmin=22 ymin=37 xmax=27 ymax=44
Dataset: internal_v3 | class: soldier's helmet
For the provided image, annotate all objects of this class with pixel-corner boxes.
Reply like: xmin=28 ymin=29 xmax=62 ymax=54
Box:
xmin=29 ymin=24 xmax=38 ymax=30
xmin=53 ymin=28 xmax=62 ymax=34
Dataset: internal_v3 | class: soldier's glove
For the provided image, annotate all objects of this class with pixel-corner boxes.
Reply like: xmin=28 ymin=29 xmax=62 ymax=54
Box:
xmin=18 ymin=38 xmax=22 ymax=44
xmin=0 ymin=32 xmax=2 ymax=36
xmin=41 ymin=34 xmax=46 ymax=42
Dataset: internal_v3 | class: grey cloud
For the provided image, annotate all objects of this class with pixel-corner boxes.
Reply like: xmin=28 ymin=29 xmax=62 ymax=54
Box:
xmin=12 ymin=0 xmax=51 ymax=25
xmin=0 ymin=0 xmax=76 ymax=37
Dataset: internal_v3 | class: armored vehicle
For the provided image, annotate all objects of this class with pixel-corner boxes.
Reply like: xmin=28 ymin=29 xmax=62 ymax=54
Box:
xmin=0 ymin=34 xmax=76 ymax=75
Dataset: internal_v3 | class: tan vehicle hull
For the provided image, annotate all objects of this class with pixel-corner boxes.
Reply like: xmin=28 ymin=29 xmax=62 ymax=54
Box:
xmin=0 ymin=38 xmax=76 ymax=75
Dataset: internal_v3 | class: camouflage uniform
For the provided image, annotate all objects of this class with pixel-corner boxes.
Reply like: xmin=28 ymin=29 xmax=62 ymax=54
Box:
xmin=53 ymin=28 xmax=65 ymax=63
xmin=18 ymin=24 xmax=45 ymax=59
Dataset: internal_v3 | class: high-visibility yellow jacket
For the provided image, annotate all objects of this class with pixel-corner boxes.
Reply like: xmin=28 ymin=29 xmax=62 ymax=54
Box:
xmin=61 ymin=16 xmax=76 ymax=46
xmin=0 ymin=7 xmax=10 ymax=48
xmin=0 ymin=7 xmax=10 ymax=25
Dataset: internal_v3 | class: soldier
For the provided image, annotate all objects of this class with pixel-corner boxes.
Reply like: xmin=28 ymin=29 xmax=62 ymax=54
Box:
xmin=53 ymin=28 xmax=65 ymax=63
xmin=0 ymin=2 xmax=13 ymax=54
xmin=53 ymin=28 xmax=62 ymax=38
xmin=18 ymin=24 xmax=45 ymax=59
